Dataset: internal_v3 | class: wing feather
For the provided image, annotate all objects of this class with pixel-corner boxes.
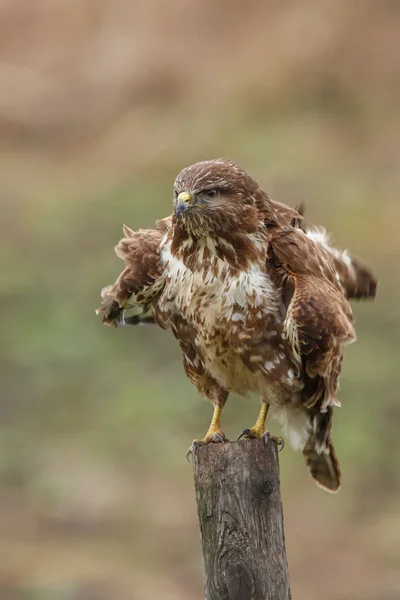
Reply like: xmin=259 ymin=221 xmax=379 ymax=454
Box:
xmin=96 ymin=217 xmax=171 ymax=326
xmin=268 ymin=225 xmax=356 ymax=449
xmin=305 ymin=226 xmax=377 ymax=300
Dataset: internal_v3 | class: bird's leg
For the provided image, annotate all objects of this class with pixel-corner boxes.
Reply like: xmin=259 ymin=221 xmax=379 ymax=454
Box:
xmin=239 ymin=402 xmax=270 ymax=439
xmin=237 ymin=402 xmax=284 ymax=450
xmin=186 ymin=404 xmax=226 ymax=461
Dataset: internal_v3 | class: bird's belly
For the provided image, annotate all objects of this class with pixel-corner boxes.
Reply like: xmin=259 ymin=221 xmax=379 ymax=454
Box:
xmin=198 ymin=335 xmax=298 ymax=400
xmin=159 ymin=254 xmax=301 ymax=398
xmin=200 ymin=341 xmax=264 ymax=396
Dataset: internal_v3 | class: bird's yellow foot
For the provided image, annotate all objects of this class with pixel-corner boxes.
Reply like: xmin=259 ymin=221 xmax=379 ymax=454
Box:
xmin=236 ymin=403 xmax=284 ymax=450
xmin=237 ymin=427 xmax=285 ymax=451
xmin=186 ymin=428 xmax=227 ymax=462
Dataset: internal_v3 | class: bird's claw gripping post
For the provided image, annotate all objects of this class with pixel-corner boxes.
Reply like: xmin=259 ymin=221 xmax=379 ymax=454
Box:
xmin=236 ymin=404 xmax=285 ymax=451
xmin=264 ymin=431 xmax=285 ymax=452
xmin=186 ymin=431 xmax=226 ymax=462
xmin=237 ymin=428 xmax=285 ymax=451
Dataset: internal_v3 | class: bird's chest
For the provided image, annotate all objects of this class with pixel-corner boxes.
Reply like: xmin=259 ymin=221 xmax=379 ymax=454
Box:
xmin=158 ymin=247 xmax=280 ymax=344
xmin=162 ymin=261 xmax=221 ymax=323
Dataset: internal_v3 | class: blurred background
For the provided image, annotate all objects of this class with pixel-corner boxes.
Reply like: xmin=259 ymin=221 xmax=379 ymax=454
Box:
xmin=1 ymin=0 xmax=399 ymax=598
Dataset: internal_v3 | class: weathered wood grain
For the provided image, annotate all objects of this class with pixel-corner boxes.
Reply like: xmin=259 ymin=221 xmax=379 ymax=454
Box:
xmin=193 ymin=439 xmax=291 ymax=600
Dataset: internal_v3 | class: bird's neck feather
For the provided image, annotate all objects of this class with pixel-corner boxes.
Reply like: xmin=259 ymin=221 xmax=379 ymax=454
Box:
xmin=169 ymin=225 xmax=267 ymax=272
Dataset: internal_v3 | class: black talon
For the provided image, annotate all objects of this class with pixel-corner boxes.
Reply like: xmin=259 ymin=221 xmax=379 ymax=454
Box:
xmin=263 ymin=432 xmax=285 ymax=452
xmin=186 ymin=441 xmax=198 ymax=462
xmin=237 ymin=428 xmax=251 ymax=441
xmin=186 ymin=433 xmax=225 ymax=462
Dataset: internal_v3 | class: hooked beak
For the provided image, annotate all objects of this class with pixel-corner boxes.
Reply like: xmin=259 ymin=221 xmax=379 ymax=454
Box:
xmin=176 ymin=191 xmax=192 ymax=216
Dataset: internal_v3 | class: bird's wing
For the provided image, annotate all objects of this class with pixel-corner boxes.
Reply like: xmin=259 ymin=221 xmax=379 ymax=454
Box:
xmin=268 ymin=226 xmax=356 ymax=450
xmin=304 ymin=227 xmax=377 ymax=300
xmin=96 ymin=217 xmax=171 ymax=326
xmin=271 ymin=199 xmax=377 ymax=300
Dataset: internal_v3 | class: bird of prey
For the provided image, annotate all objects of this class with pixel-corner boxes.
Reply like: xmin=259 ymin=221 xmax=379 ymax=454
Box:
xmin=97 ymin=159 xmax=377 ymax=492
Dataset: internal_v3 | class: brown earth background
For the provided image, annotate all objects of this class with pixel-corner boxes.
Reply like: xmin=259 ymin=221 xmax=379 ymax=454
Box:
xmin=1 ymin=1 xmax=400 ymax=598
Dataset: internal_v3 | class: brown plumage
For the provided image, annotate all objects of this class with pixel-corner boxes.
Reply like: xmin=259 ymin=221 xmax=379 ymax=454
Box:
xmin=97 ymin=158 xmax=377 ymax=492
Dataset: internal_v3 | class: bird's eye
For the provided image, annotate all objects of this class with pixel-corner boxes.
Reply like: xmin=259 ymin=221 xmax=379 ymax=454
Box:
xmin=206 ymin=189 xmax=218 ymax=198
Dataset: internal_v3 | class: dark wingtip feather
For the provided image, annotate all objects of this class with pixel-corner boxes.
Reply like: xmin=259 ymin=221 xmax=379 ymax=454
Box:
xmin=350 ymin=258 xmax=378 ymax=299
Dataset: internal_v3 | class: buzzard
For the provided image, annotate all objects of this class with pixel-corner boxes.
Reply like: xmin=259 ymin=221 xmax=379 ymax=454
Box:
xmin=97 ymin=159 xmax=377 ymax=492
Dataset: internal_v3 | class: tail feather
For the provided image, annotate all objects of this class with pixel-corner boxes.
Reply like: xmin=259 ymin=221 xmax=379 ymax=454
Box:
xmin=312 ymin=407 xmax=334 ymax=454
xmin=302 ymin=439 xmax=341 ymax=493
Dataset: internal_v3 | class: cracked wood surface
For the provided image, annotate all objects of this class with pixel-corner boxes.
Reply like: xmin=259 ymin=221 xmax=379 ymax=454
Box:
xmin=193 ymin=439 xmax=291 ymax=600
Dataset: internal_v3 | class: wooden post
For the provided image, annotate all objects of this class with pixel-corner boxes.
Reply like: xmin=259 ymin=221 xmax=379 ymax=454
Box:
xmin=193 ymin=438 xmax=291 ymax=600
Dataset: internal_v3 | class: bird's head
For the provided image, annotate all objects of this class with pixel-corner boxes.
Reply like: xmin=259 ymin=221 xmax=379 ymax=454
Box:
xmin=172 ymin=159 xmax=264 ymax=235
